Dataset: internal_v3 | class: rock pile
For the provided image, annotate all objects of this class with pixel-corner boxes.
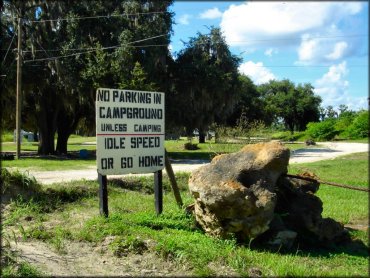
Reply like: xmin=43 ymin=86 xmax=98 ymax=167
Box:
xmin=188 ymin=141 xmax=349 ymax=248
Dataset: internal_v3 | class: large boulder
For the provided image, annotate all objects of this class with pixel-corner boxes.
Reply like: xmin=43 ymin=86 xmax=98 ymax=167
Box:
xmin=188 ymin=141 xmax=290 ymax=240
xmin=273 ymin=175 xmax=349 ymax=244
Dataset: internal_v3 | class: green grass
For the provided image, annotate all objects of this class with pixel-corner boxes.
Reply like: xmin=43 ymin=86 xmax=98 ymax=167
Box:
xmin=1 ymin=136 xmax=96 ymax=152
xmin=1 ymin=261 xmax=43 ymax=277
xmin=1 ymin=131 xmax=14 ymax=142
xmin=288 ymin=152 xmax=369 ymax=225
xmin=2 ymin=154 xmax=368 ymax=276
xmin=165 ymin=138 xmax=306 ymax=160
xmin=2 ymin=157 xmax=96 ymax=171
xmin=2 ymin=138 xmax=306 ymax=171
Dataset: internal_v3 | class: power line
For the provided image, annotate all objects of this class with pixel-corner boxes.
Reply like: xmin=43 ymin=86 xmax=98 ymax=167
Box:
xmin=1 ymin=32 xmax=16 ymax=66
xmin=22 ymin=44 xmax=169 ymax=53
xmin=17 ymin=33 xmax=367 ymax=53
xmin=227 ymin=34 xmax=368 ymax=43
xmin=20 ymin=11 xmax=169 ymax=23
xmin=2 ymin=33 xmax=367 ymax=52
xmin=253 ymin=65 xmax=368 ymax=68
xmin=23 ymin=34 xmax=167 ymax=63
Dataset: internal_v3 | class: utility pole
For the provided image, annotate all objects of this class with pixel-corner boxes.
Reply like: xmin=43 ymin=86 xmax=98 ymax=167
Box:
xmin=15 ymin=15 xmax=22 ymax=159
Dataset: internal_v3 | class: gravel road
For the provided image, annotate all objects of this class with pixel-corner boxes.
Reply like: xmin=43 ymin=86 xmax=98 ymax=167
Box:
xmin=14 ymin=142 xmax=369 ymax=184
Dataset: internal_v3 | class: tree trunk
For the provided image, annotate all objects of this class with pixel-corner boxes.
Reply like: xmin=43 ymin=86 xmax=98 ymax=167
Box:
xmin=198 ymin=128 xmax=206 ymax=143
xmin=56 ymin=108 xmax=81 ymax=154
xmin=37 ymin=90 xmax=59 ymax=155
xmin=55 ymin=130 xmax=69 ymax=154
xmin=33 ymin=130 xmax=38 ymax=142
xmin=38 ymin=118 xmax=56 ymax=154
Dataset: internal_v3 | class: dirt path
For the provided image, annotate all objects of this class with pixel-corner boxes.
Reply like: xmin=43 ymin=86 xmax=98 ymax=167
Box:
xmin=8 ymin=240 xmax=193 ymax=277
xmin=16 ymin=142 xmax=367 ymax=184
xmin=289 ymin=142 xmax=368 ymax=164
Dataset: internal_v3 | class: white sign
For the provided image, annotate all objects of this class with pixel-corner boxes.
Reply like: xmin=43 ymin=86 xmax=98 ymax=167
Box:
xmin=96 ymin=88 xmax=165 ymax=175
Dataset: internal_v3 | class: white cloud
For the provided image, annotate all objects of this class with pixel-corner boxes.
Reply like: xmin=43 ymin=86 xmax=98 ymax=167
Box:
xmin=220 ymin=2 xmax=364 ymax=62
xmin=239 ymin=61 xmax=277 ymax=85
xmin=221 ymin=2 xmax=362 ymax=45
xmin=325 ymin=41 xmax=348 ymax=60
xmin=314 ymin=61 xmax=369 ymax=111
xmin=199 ymin=7 xmax=222 ymax=19
xmin=316 ymin=62 xmax=348 ymax=86
xmin=313 ymin=61 xmax=366 ymax=110
xmin=178 ymin=14 xmax=191 ymax=25
xmin=297 ymin=35 xmax=350 ymax=64
xmin=298 ymin=36 xmax=319 ymax=61
xmin=264 ymin=48 xmax=278 ymax=57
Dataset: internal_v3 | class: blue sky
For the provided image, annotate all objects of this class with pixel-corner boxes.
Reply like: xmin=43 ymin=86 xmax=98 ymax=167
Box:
xmin=168 ymin=1 xmax=369 ymax=111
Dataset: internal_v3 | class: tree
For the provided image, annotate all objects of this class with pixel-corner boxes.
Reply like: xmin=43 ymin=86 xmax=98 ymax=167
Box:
xmin=55 ymin=0 xmax=174 ymax=153
xmin=226 ymin=74 xmax=271 ymax=126
xmin=0 ymin=0 xmax=18 ymax=132
xmin=345 ymin=110 xmax=369 ymax=139
xmin=2 ymin=0 xmax=174 ymax=154
xmin=325 ymin=105 xmax=338 ymax=119
xmin=334 ymin=105 xmax=356 ymax=135
xmin=259 ymin=80 xmax=321 ymax=133
xmin=172 ymin=27 xmax=241 ymax=142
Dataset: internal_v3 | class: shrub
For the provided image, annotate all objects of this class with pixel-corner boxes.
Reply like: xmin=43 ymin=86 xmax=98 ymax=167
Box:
xmin=184 ymin=142 xmax=199 ymax=150
xmin=335 ymin=113 xmax=355 ymax=134
xmin=212 ymin=115 xmax=270 ymax=144
xmin=306 ymin=119 xmax=338 ymax=141
xmin=345 ymin=110 xmax=369 ymax=139
xmin=271 ymin=131 xmax=306 ymax=142
xmin=1 ymin=131 xmax=14 ymax=142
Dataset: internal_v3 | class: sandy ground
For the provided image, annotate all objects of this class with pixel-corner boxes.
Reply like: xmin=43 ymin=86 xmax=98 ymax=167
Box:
xmin=11 ymin=142 xmax=369 ymax=184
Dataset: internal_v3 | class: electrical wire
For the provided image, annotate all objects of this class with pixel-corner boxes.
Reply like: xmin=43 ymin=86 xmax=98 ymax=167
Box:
xmin=22 ymin=44 xmax=169 ymax=53
xmin=20 ymin=11 xmax=169 ymax=23
xmin=2 ymin=33 xmax=367 ymax=52
xmin=254 ymin=65 xmax=368 ymax=68
xmin=23 ymin=34 xmax=167 ymax=63
xmin=1 ymin=32 xmax=17 ymax=66
xmin=16 ymin=33 xmax=368 ymax=54
xmin=227 ymin=34 xmax=368 ymax=43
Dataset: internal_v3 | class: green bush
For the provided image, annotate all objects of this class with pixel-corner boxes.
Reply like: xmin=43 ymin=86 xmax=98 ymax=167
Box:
xmin=271 ymin=131 xmax=306 ymax=142
xmin=334 ymin=113 xmax=355 ymax=134
xmin=184 ymin=142 xmax=199 ymax=150
xmin=306 ymin=119 xmax=338 ymax=141
xmin=1 ymin=131 xmax=14 ymax=142
xmin=345 ymin=110 xmax=369 ymax=139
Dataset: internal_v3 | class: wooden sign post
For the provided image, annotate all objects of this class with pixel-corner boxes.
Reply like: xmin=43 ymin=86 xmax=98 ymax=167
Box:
xmin=96 ymin=88 xmax=165 ymax=217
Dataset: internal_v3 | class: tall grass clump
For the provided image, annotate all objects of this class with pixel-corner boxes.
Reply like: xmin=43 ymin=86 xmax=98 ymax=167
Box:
xmin=212 ymin=113 xmax=270 ymax=144
xmin=1 ymin=169 xmax=41 ymax=203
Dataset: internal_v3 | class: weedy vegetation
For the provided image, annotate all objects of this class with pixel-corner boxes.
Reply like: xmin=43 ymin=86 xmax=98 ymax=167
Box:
xmin=1 ymin=152 xmax=368 ymax=277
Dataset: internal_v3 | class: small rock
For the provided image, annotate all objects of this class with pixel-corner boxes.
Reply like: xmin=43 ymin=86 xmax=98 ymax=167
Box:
xmin=24 ymin=216 xmax=33 ymax=221
xmin=248 ymin=267 xmax=262 ymax=277
xmin=268 ymin=230 xmax=297 ymax=249
xmin=305 ymin=139 xmax=316 ymax=146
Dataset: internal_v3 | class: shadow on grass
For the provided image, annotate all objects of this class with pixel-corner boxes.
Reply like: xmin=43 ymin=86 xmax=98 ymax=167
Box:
xmin=248 ymin=231 xmax=369 ymax=259
xmin=167 ymin=151 xmax=216 ymax=160
xmin=108 ymin=173 xmax=191 ymax=194
xmin=109 ymin=178 xmax=154 ymax=194
xmin=2 ymin=168 xmax=98 ymax=213
xmin=291 ymin=148 xmax=340 ymax=158
xmin=16 ymin=185 xmax=98 ymax=214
